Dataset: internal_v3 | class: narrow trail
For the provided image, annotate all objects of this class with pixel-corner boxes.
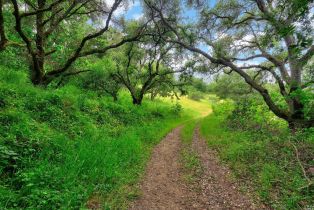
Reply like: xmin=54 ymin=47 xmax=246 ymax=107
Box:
xmin=190 ymin=128 xmax=265 ymax=209
xmin=130 ymin=125 xmax=266 ymax=210
xmin=129 ymin=127 xmax=191 ymax=209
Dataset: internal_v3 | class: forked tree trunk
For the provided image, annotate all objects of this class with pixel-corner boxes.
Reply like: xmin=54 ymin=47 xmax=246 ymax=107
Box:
xmin=30 ymin=62 xmax=46 ymax=85
xmin=29 ymin=0 xmax=46 ymax=86
xmin=132 ymin=93 xmax=143 ymax=105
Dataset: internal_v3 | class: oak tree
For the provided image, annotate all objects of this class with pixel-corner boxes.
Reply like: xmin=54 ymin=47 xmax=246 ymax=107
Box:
xmin=145 ymin=0 xmax=314 ymax=129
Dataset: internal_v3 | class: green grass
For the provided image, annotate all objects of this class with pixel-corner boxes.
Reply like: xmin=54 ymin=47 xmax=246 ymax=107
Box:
xmin=0 ymin=67 xmax=200 ymax=209
xmin=180 ymin=120 xmax=202 ymax=183
xmin=161 ymin=95 xmax=212 ymax=118
xmin=200 ymin=104 xmax=314 ymax=209
xmin=178 ymin=94 xmax=212 ymax=184
xmin=181 ymin=120 xmax=198 ymax=144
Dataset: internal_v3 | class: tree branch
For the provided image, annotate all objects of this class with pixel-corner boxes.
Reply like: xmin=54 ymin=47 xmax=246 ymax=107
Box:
xmin=299 ymin=45 xmax=314 ymax=66
xmin=46 ymin=0 xmax=125 ymax=77
xmin=20 ymin=0 xmax=65 ymax=18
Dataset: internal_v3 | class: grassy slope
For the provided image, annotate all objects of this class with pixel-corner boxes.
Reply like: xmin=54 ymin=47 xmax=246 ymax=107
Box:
xmin=0 ymin=68 xmax=209 ymax=209
xmin=200 ymin=104 xmax=314 ymax=209
xmin=5 ymin=65 xmax=312 ymax=209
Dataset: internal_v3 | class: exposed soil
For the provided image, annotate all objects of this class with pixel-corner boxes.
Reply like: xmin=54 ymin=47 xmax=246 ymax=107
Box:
xmin=129 ymin=127 xmax=191 ymax=209
xmin=190 ymin=127 xmax=267 ymax=209
xmin=129 ymin=126 xmax=267 ymax=210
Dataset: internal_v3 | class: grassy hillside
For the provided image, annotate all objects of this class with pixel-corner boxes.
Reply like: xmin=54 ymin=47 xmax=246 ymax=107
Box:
xmin=0 ymin=67 xmax=206 ymax=209
xmin=200 ymin=100 xmax=314 ymax=209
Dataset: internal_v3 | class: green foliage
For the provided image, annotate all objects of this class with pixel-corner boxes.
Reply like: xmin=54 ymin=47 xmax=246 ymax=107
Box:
xmin=186 ymin=77 xmax=210 ymax=101
xmin=171 ymin=102 xmax=183 ymax=116
xmin=0 ymin=67 xmax=188 ymax=209
xmin=190 ymin=77 xmax=209 ymax=93
xmin=209 ymin=73 xmax=291 ymax=131
xmin=188 ymin=89 xmax=204 ymax=101
xmin=81 ymin=58 xmax=122 ymax=100
xmin=290 ymin=88 xmax=314 ymax=120
xmin=200 ymin=99 xmax=314 ymax=209
xmin=211 ymin=99 xmax=234 ymax=117
xmin=208 ymin=73 xmax=251 ymax=100
xmin=227 ymin=95 xmax=287 ymax=132
xmin=180 ymin=120 xmax=202 ymax=183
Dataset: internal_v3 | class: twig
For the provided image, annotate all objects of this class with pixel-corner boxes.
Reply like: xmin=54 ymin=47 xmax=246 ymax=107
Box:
xmin=290 ymin=141 xmax=313 ymax=190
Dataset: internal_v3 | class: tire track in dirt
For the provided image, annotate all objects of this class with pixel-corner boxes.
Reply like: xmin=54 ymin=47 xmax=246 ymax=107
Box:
xmin=129 ymin=126 xmax=192 ymax=209
xmin=190 ymin=127 xmax=268 ymax=209
xmin=129 ymin=125 xmax=267 ymax=210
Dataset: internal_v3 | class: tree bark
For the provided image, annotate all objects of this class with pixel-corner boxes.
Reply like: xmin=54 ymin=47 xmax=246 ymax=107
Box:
xmin=0 ymin=0 xmax=7 ymax=51
xmin=31 ymin=0 xmax=46 ymax=85
xmin=132 ymin=93 xmax=143 ymax=105
xmin=288 ymin=118 xmax=314 ymax=131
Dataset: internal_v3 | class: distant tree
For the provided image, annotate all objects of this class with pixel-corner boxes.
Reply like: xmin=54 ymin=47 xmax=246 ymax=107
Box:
xmin=111 ymin=30 xmax=184 ymax=105
xmin=210 ymin=73 xmax=256 ymax=100
xmin=3 ymin=0 xmax=147 ymax=85
xmin=148 ymin=75 xmax=182 ymax=100
xmin=190 ymin=77 xmax=208 ymax=93
xmin=82 ymin=62 xmax=122 ymax=101
xmin=145 ymin=0 xmax=314 ymax=129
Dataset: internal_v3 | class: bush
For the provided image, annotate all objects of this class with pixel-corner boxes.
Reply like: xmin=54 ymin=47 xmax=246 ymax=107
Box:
xmin=211 ymin=99 xmax=234 ymax=117
xmin=0 ymin=66 xmax=188 ymax=209
xmin=188 ymin=90 xmax=204 ymax=101
xmin=201 ymin=98 xmax=314 ymax=209
xmin=171 ymin=102 xmax=183 ymax=116
xmin=226 ymin=95 xmax=287 ymax=132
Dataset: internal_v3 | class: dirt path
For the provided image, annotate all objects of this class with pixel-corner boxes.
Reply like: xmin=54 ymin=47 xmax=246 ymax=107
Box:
xmin=129 ymin=127 xmax=191 ymax=209
xmin=130 ymin=126 xmax=266 ymax=210
xmin=190 ymin=127 xmax=266 ymax=209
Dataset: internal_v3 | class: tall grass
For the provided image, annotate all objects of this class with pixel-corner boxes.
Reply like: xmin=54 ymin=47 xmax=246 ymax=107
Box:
xmin=200 ymin=100 xmax=314 ymax=209
xmin=0 ymin=67 xmax=196 ymax=209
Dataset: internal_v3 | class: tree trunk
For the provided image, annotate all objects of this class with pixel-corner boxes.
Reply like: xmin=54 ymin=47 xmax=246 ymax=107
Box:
xmin=132 ymin=93 xmax=143 ymax=105
xmin=30 ymin=0 xmax=46 ymax=85
xmin=288 ymin=118 xmax=314 ymax=131
xmin=286 ymin=85 xmax=313 ymax=130
xmin=112 ymin=94 xmax=118 ymax=102
xmin=132 ymin=97 xmax=142 ymax=105
xmin=29 ymin=62 xmax=45 ymax=85
xmin=0 ymin=0 xmax=7 ymax=51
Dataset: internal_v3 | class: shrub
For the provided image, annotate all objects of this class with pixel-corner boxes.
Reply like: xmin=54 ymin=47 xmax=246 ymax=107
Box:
xmin=188 ymin=90 xmax=204 ymax=101
xmin=211 ymin=99 xmax=234 ymax=118
xmin=0 ymin=67 xmax=188 ymax=209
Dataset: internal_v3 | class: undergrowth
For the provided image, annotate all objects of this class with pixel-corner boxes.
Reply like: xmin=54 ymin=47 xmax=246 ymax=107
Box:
xmin=200 ymin=100 xmax=314 ymax=209
xmin=0 ymin=67 xmax=193 ymax=209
